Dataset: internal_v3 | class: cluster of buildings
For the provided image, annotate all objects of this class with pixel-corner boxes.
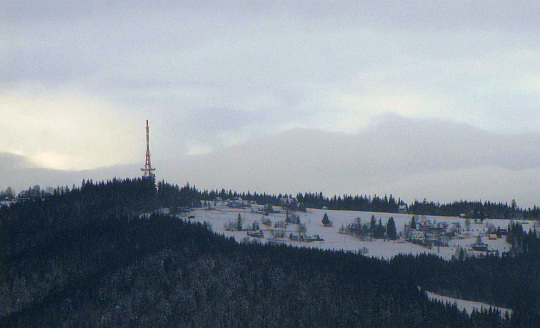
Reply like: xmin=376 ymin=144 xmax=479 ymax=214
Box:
xmin=288 ymin=233 xmax=324 ymax=242
xmin=1 ymin=186 xmax=54 ymax=207
xmin=404 ymin=218 xmax=463 ymax=248
xmin=202 ymin=197 xmax=258 ymax=209
xmin=403 ymin=216 xmax=511 ymax=253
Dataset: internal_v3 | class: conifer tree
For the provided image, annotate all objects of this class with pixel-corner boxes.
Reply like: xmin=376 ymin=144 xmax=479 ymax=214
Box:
xmin=387 ymin=217 xmax=397 ymax=240
xmin=410 ymin=216 xmax=417 ymax=230
xmin=322 ymin=212 xmax=331 ymax=227
xmin=370 ymin=215 xmax=377 ymax=233
xmin=236 ymin=213 xmax=243 ymax=231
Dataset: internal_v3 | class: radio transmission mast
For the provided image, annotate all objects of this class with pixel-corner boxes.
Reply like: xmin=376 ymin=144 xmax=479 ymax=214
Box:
xmin=141 ymin=120 xmax=156 ymax=179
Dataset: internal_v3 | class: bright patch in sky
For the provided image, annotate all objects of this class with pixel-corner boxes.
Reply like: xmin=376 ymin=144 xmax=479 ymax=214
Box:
xmin=0 ymin=90 xmax=140 ymax=170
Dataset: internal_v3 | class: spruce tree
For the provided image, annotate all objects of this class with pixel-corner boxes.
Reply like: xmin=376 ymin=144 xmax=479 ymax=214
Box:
xmin=375 ymin=218 xmax=385 ymax=239
xmin=410 ymin=216 xmax=417 ymax=230
xmin=387 ymin=217 xmax=397 ymax=240
xmin=370 ymin=215 xmax=377 ymax=233
xmin=322 ymin=212 xmax=331 ymax=227
xmin=236 ymin=213 xmax=243 ymax=231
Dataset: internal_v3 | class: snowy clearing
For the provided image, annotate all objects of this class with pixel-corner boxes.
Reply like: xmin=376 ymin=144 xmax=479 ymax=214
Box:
xmin=425 ymin=290 xmax=513 ymax=317
xmin=172 ymin=204 xmax=537 ymax=260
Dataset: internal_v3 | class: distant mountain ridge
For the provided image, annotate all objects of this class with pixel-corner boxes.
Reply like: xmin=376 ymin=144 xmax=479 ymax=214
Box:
xmin=1 ymin=117 xmax=539 ymax=207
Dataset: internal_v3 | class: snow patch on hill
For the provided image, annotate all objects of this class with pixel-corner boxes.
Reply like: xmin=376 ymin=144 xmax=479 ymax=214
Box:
xmin=425 ymin=290 xmax=513 ymax=317
xmin=181 ymin=205 xmax=536 ymax=260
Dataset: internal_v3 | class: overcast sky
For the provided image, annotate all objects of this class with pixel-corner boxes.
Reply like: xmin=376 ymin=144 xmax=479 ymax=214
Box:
xmin=1 ymin=1 xmax=539 ymax=206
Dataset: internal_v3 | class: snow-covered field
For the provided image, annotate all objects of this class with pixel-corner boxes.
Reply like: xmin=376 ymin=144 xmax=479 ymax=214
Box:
xmin=179 ymin=204 xmax=537 ymax=260
xmin=425 ymin=290 xmax=513 ymax=317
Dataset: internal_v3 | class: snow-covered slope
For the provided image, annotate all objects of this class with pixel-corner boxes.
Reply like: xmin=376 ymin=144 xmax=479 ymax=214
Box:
xmin=184 ymin=205 xmax=536 ymax=260
xmin=425 ymin=290 xmax=513 ymax=317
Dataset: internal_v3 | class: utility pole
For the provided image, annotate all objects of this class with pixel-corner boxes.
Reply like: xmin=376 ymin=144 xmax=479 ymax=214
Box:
xmin=141 ymin=120 xmax=156 ymax=180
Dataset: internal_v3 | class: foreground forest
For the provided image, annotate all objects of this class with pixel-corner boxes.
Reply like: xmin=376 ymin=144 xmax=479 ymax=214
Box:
xmin=0 ymin=179 xmax=538 ymax=327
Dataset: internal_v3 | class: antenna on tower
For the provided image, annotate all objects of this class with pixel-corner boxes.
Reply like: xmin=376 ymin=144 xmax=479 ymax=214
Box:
xmin=141 ymin=120 xmax=156 ymax=180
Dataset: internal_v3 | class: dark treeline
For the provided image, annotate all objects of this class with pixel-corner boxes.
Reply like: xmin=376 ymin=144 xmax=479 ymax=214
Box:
xmin=0 ymin=178 xmax=538 ymax=327
xmin=199 ymin=188 xmax=539 ymax=220
xmin=407 ymin=199 xmax=540 ymax=220
xmin=10 ymin=181 xmax=539 ymax=219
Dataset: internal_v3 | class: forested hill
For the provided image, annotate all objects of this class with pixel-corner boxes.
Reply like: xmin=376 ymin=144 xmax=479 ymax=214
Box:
xmin=8 ymin=181 xmax=539 ymax=219
xmin=0 ymin=179 xmax=538 ymax=327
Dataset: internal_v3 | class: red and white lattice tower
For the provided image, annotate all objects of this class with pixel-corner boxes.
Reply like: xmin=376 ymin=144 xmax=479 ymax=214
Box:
xmin=141 ymin=120 xmax=156 ymax=179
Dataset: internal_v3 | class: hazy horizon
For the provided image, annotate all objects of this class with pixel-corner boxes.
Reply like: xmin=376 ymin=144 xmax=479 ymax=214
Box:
xmin=2 ymin=116 xmax=538 ymax=209
xmin=2 ymin=1 xmax=538 ymax=208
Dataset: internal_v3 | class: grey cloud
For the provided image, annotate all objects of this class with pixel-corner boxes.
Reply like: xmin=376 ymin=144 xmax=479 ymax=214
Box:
xmin=11 ymin=1 xmax=537 ymax=28
xmin=364 ymin=115 xmax=540 ymax=171
xmin=187 ymin=108 xmax=264 ymax=132
xmin=0 ymin=151 xmax=137 ymax=192
xmin=0 ymin=152 xmax=37 ymax=170
xmin=152 ymin=116 xmax=540 ymax=207
xmin=1 ymin=45 xmax=95 ymax=87
xmin=2 ymin=0 xmax=538 ymax=201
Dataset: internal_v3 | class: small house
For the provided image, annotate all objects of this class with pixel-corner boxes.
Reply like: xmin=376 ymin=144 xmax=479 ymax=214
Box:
xmin=471 ymin=235 xmax=489 ymax=251
xmin=280 ymin=197 xmax=297 ymax=206
xmin=398 ymin=204 xmax=408 ymax=214
xmin=247 ymin=230 xmax=264 ymax=238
